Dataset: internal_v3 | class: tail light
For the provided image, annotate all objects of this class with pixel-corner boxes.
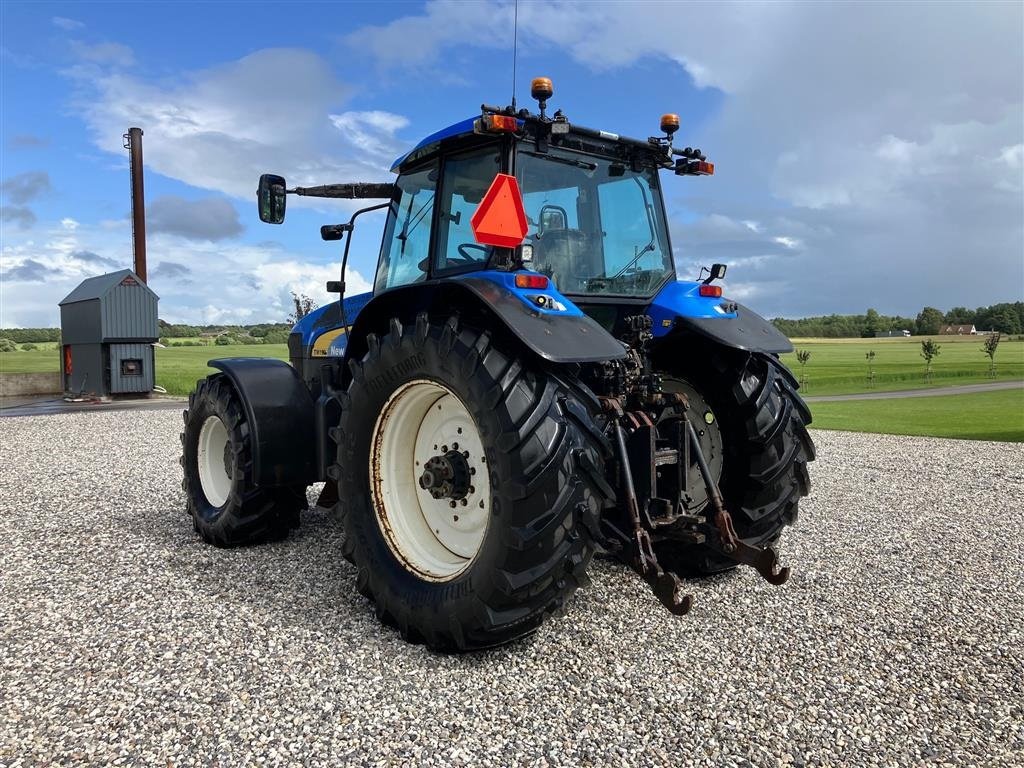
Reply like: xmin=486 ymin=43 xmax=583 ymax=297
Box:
xmin=699 ymin=284 xmax=722 ymax=298
xmin=515 ymin=273 xmax=549 ymax=290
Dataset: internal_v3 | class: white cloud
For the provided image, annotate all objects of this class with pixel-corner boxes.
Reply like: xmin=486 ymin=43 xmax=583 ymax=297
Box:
xmin=61 ymin=217 xmax=79 ymax=231
xmin=52 ymin=17 xmax=85 ymax=31
xmin=0 ymin=218 xmax=371 ymax=327
xmin=66 ymin=48 xmax=408 ymax=203
xmin=329 ymin=111 xmax=410 ymax=160
xmin=69 ymin=41 xmax=135 ymax=67
xmin=773 ymin=236 xmax=799 ymax=250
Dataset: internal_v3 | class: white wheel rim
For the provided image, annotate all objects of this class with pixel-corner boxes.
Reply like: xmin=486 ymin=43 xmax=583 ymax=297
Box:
xmin=371 ymin=379 xmax=491 ymax=582
xmin=197 ymin=415 xmax=232 ymax=508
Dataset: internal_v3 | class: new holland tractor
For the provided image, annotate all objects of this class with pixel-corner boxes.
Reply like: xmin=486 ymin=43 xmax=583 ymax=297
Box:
xmin=181 ymin=78 xmax=815 ymax=651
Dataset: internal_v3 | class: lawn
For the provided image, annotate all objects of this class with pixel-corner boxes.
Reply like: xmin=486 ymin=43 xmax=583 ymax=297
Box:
xmin=809 ymin=388 xmax=1024 ymax=442
xmin=5 ymin=334 xmax=1019 ymax=397
xmin=153 ymin=344 xmax=289 ymax=395
xmin=3 ymin=335 xmax=1023 ymax=441
xmin=0 ymin=344 xmax=289 ymax=396
xmin=781 ymin=335 xmax=1023 ymax=396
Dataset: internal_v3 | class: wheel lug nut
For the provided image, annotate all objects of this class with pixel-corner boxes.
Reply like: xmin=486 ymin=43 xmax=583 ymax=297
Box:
xmin=469 ymin=486 xmax=475 ymax=494
xmin=460 ymin=499 xmax=468 ymax=506
xmin=449 ymin=501 xmax=457 ymax=508
xmin=479 ymin=500 xmax=485 ymax=508
xmin=452 ymin=442 xmax=459 ymax=450
xmin=442 ymin=445 xmax=448 ymax=453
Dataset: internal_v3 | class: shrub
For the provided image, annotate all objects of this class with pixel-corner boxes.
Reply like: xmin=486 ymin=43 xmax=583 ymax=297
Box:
xmin=0 ymin=338 xmax=17 ymax=352
xmin=215 ymin=335 xmax=234 ymax=346
xmin=21 ymin=343 xmax=38 ymax=351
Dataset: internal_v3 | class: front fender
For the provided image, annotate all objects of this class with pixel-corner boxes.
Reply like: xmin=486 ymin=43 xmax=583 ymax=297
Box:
xmin=208 ymin=358 xmax=317 ymax=487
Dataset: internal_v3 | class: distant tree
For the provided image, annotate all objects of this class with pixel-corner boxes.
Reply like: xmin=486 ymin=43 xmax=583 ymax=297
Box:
xmin=215 ymin=335 xmax=234 ymax=346
xmin=982 ymin=333 xmax=1001 ymax=378
xmin=945 ymin=306 xmax=976 ymax=325
xmin=991 ymin=308 xmax=1022 ymax=335
xmin=865 ymin=350 xmax=876 ymax=388
xmin=263 ymin=328 xmax=290 ymax=345
xmin=287 ymin=292 xmax=318 ymax=325
xmin=916 ymin=307 xmax=944 ymax=336
xmin=920 ymin=340 xmax=941 ymax=381
xmin=21 ymin=343 xmax=37 ymax=351
xmin=862 ymin=308 xmax=880 ymax=338
xmin=795 ymin=349 xmax=811 ymax=388
xmin=0 ymin=338 xmax=17 ymax=352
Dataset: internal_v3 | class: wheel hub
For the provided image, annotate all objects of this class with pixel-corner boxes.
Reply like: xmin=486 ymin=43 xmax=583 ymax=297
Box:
xmin=419 ymin=449 xmax=471 ymax=500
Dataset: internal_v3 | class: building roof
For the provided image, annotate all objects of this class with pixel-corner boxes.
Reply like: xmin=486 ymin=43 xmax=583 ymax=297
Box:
xmin=59 ymin=269 xmax=157 ymax=305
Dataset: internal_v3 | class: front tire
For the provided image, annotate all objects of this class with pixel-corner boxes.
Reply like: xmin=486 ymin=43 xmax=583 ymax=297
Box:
xmin=181 ymin=375 xmax=306 ymax=546
xmin=656 ymin=348 xmax=815 ymax=575
xmin=333 ymin=315 xmax=608 ymax=651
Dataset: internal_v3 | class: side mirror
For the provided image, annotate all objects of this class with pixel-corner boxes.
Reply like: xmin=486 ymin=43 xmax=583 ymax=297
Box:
xmin=257 ymin=174 xmax=287 ymax=224
xmin=703 ymin=263 xmax=727 ymax=284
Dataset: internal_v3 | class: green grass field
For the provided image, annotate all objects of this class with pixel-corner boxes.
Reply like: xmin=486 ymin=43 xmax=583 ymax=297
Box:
xmin=781 ymin=335 xmax=1024 ymax=396
xmin=3 ymin=335 xmax=1022 ymax=441
xmin=809 ymin=388 xmax=1024 ymax=442
xmin=0 ymin=343 xmax=290 ymax=395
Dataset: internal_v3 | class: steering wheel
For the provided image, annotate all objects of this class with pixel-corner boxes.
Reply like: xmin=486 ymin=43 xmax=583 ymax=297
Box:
xmin=456 ymin=243 xmax=489 ymax=262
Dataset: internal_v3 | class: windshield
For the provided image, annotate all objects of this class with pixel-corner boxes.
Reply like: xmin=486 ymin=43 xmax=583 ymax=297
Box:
xmin=517 ymin=147 xmax=673 ymax=297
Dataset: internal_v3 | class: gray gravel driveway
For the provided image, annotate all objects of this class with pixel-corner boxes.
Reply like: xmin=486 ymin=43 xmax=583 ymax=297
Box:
xmin=2 ymin=410 xmax=1022 ymax=766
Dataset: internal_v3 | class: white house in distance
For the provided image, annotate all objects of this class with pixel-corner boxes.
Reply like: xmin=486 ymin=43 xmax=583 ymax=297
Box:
xmin=939 ymin=324 xmax=977 ymax=335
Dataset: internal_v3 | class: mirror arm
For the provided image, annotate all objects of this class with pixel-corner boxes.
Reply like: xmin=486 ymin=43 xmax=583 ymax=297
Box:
xmin=290 ymin=183 xmax=396 ymax=200
xmin=337 ymin=201 xmax=392 ymax=332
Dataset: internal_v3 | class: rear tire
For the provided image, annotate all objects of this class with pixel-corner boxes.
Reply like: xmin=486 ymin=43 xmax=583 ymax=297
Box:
xmin=181 ymin=375 xmax=306 ymax=547
xmin=333 ymin=314 xmax=608 ymax=651
xmin=656 ymin=348 xmax=815 ymax=575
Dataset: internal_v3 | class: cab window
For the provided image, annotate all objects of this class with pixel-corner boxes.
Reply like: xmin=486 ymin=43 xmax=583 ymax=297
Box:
xmin=375 ymin=163 xmax=437 ymax=292
xmin=434 ymin=147 xmax=501 ymax=273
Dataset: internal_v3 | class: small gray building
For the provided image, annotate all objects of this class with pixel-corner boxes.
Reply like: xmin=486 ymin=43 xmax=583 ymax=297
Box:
xmin=59 ymin=269 xmax=159 ymax=396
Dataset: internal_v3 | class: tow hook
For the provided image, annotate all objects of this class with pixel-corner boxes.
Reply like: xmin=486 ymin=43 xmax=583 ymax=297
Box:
xmin=683 ymin=416 xmax=791 ymax=586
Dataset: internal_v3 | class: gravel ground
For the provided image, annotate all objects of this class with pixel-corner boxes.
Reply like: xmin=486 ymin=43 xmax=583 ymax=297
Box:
xmin=2 ymin=410 xmax=1022 ymax=767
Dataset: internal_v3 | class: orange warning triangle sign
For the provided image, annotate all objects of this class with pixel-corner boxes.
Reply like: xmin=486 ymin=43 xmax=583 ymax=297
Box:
xmin=470 ymin=173 xmax=528 ymax=248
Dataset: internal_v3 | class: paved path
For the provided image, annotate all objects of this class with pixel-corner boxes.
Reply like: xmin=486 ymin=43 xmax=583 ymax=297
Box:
xmin=804 ymin=379 xmax=1024 ymax=402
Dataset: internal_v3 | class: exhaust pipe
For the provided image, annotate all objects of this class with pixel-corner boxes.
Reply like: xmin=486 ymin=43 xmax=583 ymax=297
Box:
xmin=123 ymin=127 xmax=147 ymax=283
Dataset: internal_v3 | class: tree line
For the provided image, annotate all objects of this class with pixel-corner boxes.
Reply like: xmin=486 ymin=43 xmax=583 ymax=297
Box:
xmin=4 ymin=301 xmax=1022 ymax=345
xmin=772 ymin=302 xmax=1024 ymax=338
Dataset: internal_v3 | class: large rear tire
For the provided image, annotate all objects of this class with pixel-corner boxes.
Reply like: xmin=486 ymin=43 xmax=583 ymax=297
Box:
xmin=332 ymin=315 xmax=608 ymax=651
xmin=181 ymin=375 xmax=306 ymax=547
xmin=655 ymin=348 xmax=815 ymax=575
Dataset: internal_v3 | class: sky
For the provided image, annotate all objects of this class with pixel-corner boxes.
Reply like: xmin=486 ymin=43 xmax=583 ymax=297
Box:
xmin=1 ymin=0 xmax=1022 ymax=328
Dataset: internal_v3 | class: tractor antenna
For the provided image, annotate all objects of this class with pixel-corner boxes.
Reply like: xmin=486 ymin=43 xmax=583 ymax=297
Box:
xmin=511 ymin=0 xmax=519 ymax=111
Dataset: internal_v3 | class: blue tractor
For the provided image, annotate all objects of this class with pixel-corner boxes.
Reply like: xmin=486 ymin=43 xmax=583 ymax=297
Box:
xmin=181 ymin=78 xmax=815 ymax=650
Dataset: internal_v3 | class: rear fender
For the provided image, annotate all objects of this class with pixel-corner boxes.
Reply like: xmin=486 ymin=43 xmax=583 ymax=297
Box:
xmin=648 ymin=281 xmax=792 ymax=354
xmin=343 ymin=275 xmax=627 ymax=367
xmin=208 ymin=358 xmax=317 ymax=487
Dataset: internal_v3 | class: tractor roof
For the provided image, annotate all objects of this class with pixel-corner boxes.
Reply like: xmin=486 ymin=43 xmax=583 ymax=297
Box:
xmin=390 ymin=117 xmax=477 ymax=173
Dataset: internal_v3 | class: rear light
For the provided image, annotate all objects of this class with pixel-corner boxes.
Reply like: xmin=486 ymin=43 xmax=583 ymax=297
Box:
xmin=515 ymin=273 xmax=549 ymax=290
xmin=482 ymin=114 xmax=519 ymax=133
xmin=675 ymin=159 xmax=715 ymax=176
xmin=699 ymin=284 xmax=722 ymax=298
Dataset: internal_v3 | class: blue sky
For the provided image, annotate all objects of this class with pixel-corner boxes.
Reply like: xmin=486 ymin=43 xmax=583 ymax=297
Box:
xmin=1 ymin=1 xmax=1021 ymax=327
